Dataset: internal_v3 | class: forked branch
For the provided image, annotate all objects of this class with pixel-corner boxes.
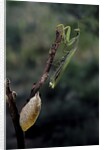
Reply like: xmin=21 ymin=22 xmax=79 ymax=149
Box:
xmin=6 ymin=26 xmax=63 ymax=149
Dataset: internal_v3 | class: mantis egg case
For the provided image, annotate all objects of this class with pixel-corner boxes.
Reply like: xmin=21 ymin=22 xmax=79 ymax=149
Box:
xmin=19 ymin=91 xmax=41 ymax=131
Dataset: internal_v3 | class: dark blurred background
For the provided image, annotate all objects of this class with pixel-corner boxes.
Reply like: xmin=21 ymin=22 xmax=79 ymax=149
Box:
xmin=6 ymin=1 xmax=99 ymax=149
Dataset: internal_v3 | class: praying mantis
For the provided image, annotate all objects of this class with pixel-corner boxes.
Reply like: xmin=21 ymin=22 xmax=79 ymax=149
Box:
xmin=49 ymin=24 xmax=80 ymax=89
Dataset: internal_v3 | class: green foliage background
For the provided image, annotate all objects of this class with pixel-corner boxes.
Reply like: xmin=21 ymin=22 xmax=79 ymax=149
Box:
xmin=6 ymin=1 xmax=99 ymax=149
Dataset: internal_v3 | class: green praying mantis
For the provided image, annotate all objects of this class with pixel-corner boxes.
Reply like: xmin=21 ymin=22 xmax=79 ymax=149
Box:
xmin=49 ymin=24 xmax=80 ymax=89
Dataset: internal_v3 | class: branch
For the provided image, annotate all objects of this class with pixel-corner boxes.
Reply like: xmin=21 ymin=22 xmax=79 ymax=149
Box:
xmin=29 ymin=27 xmax=63 ymax=98
xmin=6 ymin=79 xmax=25 ymax=149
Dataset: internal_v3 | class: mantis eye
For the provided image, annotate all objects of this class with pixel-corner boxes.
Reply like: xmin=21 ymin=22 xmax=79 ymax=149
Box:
xmin=74 ymin=28 xmax=80 ymax=35
xmin=19 ymin=92 xmax=41 ymax=131
xmin=74 ymin=28 xmax=80 ymax=32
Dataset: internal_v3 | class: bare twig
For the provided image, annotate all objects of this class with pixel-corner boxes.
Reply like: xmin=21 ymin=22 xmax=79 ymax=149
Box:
xmin=29 ymin=27 xmax=63 ymax=98
xmin=6 ymin=27 xmax=62 ymax=149
xmin=6 ymin=79 xmax=25 ymax=149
